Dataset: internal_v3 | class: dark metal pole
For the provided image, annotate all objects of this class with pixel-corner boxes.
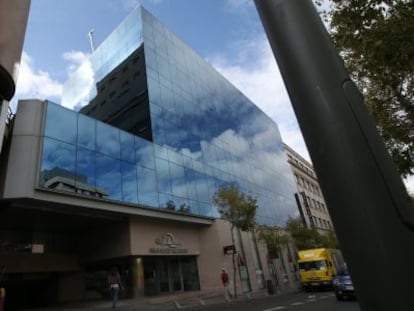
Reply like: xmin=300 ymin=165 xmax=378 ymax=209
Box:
xmin=254 ymin=0 xmax=414 ymax=310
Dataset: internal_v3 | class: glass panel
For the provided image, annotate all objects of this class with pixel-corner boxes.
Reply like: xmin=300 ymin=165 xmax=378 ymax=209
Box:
xmin=187 ymin=200 xmax=199 ymax=215
xmin=155 ymin=158 xmax=171 ymax=195
xmin=159 ymin=193 xmax=173 ymax=210
xmin=137 ymin=166 xmax=158 ymax=207
xmin=198 ymin=202 xmax=213 ymax=218
xmin=96 ymin=154 xmax=122 ymax=200
xmin=77 ymin=113 xmax=96 ymax=151
xmin=135 ymin=136 xmax=155 ymax=169
xmin=120 ymin=131 xmax=136 ymax=164
xmin=143 ymin=257 xmax=158 ymax=296
xmin=75 ymin=147 xmax=96 ymax=196
xmin=121 ymin=161 xmax=138 ymax=204
xmin=170 ymin=258 xmax=183 ymax=291
xmin=181 ymin=257 xmax=200 ymax=291
xmin=96 ymin=121 xmax=120 ymax=159
xmin=151 ymin=115 xmax=166 ymax=146
xmin=169 ymin=162 xmax=187 ymax=198
xmin=44 ymin=103 xmax=77 ymax=145
xmin=157 ymin=259 xmax=170 ymax=292
xmin=154 ymin=144 xmax=168 ymax=160
xmin=184 ymin=168 xmax=197 ymax=201
xmin=194 ymin=171 xmax=209 ymax=203
xmin=39 ymin=138 xmax=76 ymax=190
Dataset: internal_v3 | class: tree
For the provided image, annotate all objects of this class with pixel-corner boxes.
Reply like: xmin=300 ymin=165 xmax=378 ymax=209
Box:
xmin=319 ymin=229 xmax=341 ymax=249
xmin=284 ymin=217 xmax=339 ymax=250
xmin=256 ymin=225 xmax=290 ymax=259
xmin=213 ymin=184 xmax=258 ymax=298
xmin=316 ymin=0 xmax=414 ymax=177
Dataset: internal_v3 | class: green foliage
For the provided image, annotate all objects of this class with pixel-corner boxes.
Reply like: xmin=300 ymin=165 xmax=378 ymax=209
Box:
xmin=319 ymin=229 xmax=341 ymax=249
xmin=316 ymin=0 xmax=414 ymax=177
xmin=256 ymin=225 xmax=290 ymax=258
xmin=284 ymin=217 xmax=339 ymax=250
xmin=213 ymin=184 xmax=258 ymax=231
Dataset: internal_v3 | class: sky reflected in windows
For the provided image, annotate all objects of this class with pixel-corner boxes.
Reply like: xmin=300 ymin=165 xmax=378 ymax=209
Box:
xmin=43 ymin=6 xmax=298 ymax=226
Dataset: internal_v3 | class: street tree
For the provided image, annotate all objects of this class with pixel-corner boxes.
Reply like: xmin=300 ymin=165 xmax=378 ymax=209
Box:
xmin=315 ymin=0 xmax=414 ymax=177
xmin=213 ymin=184 xmax=258 ymax=298
xmin=285 ymin=217 xmax=329 ymax=250
xmin=256 ymin=225 xmax=290 ymax=259
xmin=319 ymin=229 xmax=340 ymax=249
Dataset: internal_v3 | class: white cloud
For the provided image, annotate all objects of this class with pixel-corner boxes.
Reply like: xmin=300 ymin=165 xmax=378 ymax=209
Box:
xmin=12 ymin=50 xmax=95 ymax=112
xmin=61 ymin=51 xmax=95 ymax=111
xmin=404 ymin=175 xmax=414 ymax=195
xmin=63 ymin=50 xmax=91 ymax=74
xmin=209 ymin=36 xmax=310 ymax=161
xmin=12 ymin=52 xmax=63 ymax=109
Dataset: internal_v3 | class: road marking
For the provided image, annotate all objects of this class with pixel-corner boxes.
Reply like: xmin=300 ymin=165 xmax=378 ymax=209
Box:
xmin=263 ymin=307 xmax=286 ymax=311
xmin=290 ymin=302 xmax=304 ymax=306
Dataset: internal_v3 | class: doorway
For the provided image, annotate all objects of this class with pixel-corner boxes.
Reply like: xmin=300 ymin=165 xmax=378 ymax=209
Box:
xmin=143 ymin=256 xmax=199 ymax=296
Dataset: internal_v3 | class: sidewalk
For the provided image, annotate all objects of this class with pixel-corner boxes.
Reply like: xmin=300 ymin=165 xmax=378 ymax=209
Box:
xmin=26 ymin=288 xmax=291 ymax=311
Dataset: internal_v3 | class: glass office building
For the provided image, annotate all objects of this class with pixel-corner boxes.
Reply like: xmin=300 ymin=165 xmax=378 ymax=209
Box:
xmin=1 ymin=6 xmax=300 ymax=306
xmin=43 ymin=6 xmax=297 ymax=226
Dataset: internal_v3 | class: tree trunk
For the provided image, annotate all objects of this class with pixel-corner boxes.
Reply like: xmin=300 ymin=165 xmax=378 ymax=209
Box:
xmin=231 ymin=225 xmax=238 ymax=298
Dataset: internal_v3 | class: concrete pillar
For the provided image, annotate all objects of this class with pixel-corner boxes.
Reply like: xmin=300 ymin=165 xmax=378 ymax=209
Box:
xmin=0 ymin=0 xmax=31 ymax=150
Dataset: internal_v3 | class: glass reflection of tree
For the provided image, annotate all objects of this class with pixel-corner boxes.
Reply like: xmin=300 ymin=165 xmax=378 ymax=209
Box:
xmin=165 ymin=199 xmax=176 ymax=211
xmin=163 ymin=199 xmax=191 ymax=214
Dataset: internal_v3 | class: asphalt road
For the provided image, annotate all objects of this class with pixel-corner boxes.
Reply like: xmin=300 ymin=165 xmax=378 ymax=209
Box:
xmin=198 ymin=292 xmax=360 ymax=311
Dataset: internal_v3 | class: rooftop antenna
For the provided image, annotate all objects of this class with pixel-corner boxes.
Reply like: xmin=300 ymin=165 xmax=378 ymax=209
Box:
xmin=88 ymin=29 xmax=95 ymax=53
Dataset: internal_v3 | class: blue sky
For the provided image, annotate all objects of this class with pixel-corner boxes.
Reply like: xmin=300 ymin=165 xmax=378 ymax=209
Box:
xmin=13 ymin=0 xmax=414 ymax=193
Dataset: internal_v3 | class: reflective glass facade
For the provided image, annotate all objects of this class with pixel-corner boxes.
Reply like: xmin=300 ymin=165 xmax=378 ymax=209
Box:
xmin=39 ymin=6 xmax=298 ymax=226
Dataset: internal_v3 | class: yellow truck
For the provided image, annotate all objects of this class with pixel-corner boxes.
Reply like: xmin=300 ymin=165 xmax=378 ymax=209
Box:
xmin=297 ymin=248 xmax=344 ymax=291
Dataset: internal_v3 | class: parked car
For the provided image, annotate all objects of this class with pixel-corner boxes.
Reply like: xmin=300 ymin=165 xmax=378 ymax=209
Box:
xmin=333 ymin=264 xmax=356 ymax=300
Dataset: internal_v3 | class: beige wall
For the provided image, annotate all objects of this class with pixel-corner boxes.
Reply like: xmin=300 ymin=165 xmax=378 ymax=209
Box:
xmin=3 ymin=100 xmax=45 ymax=198
xmin=129 ymin=217 xmax=201 ymax=256
xmin=198 ymin=220 xmax=233 ymax=293
xmin=129 ymin=218 xmax=270 ymax=295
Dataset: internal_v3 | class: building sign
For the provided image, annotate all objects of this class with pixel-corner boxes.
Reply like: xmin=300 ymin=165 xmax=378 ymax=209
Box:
xmin=149 ymin=233 xmax=188 ymax=254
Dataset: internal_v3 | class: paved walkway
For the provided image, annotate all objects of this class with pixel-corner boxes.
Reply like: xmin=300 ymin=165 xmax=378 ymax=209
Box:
xmin=25 ymin=289 xmax=297 ymax=311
